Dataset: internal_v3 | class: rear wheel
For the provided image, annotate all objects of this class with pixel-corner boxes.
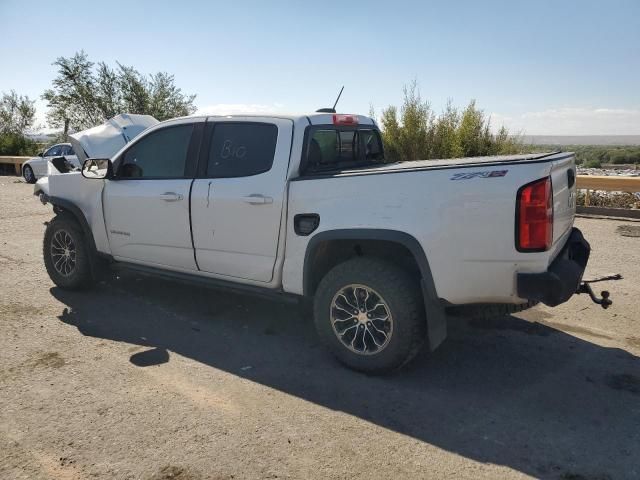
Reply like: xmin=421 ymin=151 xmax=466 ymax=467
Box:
xmin=23 ymin=165 xmax=36 ymax=184
xmin=43 ymin=215 xmax=93 ymax=290
xmin=313 ymin=257 xmax=426 ymax=373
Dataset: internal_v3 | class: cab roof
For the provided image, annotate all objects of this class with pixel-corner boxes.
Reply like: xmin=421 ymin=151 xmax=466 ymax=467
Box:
xmin=174 ymin=113 xmax=377 ymax=127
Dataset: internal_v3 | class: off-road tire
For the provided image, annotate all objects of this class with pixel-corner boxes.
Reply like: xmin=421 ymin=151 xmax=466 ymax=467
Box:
xmin=313 ymin=257 xmax=426 ymax=374
xmin=43 ymin=214 xmax=93 ymax=290
xmin=23 ymin=165 xmax=36 ymax=184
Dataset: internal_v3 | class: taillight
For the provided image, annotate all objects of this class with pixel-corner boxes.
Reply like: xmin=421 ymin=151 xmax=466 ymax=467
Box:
xmin=333 ymin=114 xmax=358 ymax=126
xmin=516 ymin=177 xmax=553 ymax=251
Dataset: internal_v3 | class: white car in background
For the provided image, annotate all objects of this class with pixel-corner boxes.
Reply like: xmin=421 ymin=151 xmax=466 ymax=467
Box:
xmin=22 ymin=143 xmax=80 ymax=183
xmin=22 ymin=114 xmax=158 ymax=184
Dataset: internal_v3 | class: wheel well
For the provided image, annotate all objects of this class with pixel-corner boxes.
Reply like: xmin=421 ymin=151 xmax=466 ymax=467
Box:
xmin=53 ymin=205 xmax=78 ymax=223
xmin=305 ymin=239 xmax=421 ymax=296
xmin=50 ymin=201 xmax=97 ymax=254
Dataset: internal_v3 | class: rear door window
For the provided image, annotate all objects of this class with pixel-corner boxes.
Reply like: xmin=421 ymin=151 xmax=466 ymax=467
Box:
xmin=206 ymin=123 xmax=278 ymax=178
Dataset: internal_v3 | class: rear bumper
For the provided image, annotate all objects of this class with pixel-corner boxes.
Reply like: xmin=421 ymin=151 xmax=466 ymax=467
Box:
xmin=517 ymin=227 xmax=590 ymax=307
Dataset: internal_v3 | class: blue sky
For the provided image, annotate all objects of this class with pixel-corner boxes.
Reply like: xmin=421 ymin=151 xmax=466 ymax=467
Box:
xmin=1 ymin=0 xmax=639 ymax=134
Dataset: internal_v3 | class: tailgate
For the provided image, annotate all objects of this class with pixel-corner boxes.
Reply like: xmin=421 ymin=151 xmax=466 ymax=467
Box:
xmin=550 ymin=153 xmax=577 ymax=246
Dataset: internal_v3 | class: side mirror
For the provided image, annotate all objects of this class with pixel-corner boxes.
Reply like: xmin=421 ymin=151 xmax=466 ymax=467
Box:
xmin=38 ymin=151 xmax=44 ymax=157
xmin=81 ymin=158 xmax=113 ymax=179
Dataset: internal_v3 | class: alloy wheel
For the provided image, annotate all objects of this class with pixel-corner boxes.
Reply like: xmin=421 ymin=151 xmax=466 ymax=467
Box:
xmin=330 ymin=284 xmax=393 ymax=355
xmin=50 ymin=229 xmax=77 ymax=276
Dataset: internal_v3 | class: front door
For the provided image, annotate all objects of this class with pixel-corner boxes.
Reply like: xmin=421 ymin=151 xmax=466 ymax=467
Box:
xmin=103 ymin=121 xmax=200 ymax=270
xmin=190 ymin=118 xmax=293 ymax=283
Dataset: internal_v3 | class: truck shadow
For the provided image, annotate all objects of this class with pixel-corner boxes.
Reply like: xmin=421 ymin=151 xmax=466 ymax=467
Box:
xmin=50 ymin=273 xmax=639 ymax=479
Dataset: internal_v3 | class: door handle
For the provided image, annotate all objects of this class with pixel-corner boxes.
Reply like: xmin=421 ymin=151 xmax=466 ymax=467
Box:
xmin=242 ymin=194 xmax=273 ymax=205
xmin=159 ymin=192 xmax=183 ymax=202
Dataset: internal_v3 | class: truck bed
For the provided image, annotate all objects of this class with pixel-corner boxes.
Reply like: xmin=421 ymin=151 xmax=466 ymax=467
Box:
xmin=285 ymin=150 xmax=576 ymax=305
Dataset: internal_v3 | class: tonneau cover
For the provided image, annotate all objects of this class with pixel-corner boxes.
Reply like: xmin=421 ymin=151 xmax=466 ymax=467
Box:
xmin=305 ymin=152 xmax=569 ymax=178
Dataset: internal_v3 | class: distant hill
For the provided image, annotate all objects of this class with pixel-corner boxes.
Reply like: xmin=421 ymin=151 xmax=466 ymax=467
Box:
xmin=522 ymin=135 xmax=640 ymax=146
xmin=26 ymin=133 xmax=56 ymax=143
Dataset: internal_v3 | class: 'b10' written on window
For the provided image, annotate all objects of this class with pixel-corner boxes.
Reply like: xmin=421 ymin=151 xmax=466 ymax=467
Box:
xmin=207 ymin=123 xmax=278 ymax=178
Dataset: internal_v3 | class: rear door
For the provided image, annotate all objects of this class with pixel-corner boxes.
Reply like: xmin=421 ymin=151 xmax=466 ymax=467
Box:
xmin=190 ymin=118 xmax=293 ymax=283
xmin=102 ymin=120 xmax=202 ymax=270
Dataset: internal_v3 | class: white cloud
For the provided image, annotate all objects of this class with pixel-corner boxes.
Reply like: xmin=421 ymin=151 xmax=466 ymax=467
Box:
xmin=195 ymin=103 xmax=285 ymax=116
xmin=490 ymin=107 xmax=640 ymax=135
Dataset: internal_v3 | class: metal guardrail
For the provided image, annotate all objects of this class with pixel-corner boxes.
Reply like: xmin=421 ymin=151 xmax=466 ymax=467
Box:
xmin=577 ymin=175 xmax=640 ymax=207
xmin=576 ymin=174 xmax=640 ymax=218
xmin=0 ymin=156 xmax=30 ymax=175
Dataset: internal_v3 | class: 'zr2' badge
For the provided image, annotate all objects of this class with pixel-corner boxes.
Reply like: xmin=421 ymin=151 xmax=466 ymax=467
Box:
xmin=450 ymin=170 xmax=508 ymax=180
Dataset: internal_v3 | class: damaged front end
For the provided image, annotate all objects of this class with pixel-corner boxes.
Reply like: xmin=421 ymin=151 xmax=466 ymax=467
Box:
xmin=34 ymin=113 xmax=159 ymax=200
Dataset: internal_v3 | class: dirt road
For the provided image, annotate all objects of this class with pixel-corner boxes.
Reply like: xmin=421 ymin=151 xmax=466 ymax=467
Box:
xmin=1 ymin=176 xmax=638 ymax=479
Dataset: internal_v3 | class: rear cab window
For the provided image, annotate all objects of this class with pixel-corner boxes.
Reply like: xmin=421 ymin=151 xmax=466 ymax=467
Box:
xmin=303 ymin=126 xmax=385 ymax=174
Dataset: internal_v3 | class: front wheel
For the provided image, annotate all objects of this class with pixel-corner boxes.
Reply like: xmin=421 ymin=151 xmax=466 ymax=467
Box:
xmin=43 ymin=215 xmax=93 ymax=290
xmin=23 ymin=165 xmax=36 ymax=184
xmin=313 ymin=257 xmax=426 ymax=374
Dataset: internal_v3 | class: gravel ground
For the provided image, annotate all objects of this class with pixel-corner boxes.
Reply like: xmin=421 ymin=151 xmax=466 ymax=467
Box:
xmin=0 ymin=176 xmax=639 ymax=480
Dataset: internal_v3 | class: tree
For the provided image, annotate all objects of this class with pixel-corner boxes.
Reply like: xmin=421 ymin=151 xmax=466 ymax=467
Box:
xmin=457 ymin=100 xmax=486 ymax=157
xmin=378 ymin=82 xmax=522 ymax=162
xmin=0 ymin=91 xmax=38 ymax=156
xmin=0 ymin=90 xmax=36 ymax=134
xmin=432 ymin=99 xmax=462 ymax=158
xmin=42 ymin=51 xmax=197 ymax=134
xmin=379 ymin=81 xmax=434 ymax=162
xmin=42 ymin=52 xmax=101 ymax=134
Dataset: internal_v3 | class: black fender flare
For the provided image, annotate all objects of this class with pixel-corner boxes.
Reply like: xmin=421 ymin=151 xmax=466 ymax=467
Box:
xmin=46 ymin=195 xmax=98 ymax=255
xmin=43 ymin=194 xmax=110 ymax=278
xmin=303 ymin=229 xmax=447 ymax=350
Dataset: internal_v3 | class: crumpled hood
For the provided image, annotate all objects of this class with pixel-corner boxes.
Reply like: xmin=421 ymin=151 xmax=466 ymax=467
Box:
xmin=69 ymin=113 xmax=158 ymax=162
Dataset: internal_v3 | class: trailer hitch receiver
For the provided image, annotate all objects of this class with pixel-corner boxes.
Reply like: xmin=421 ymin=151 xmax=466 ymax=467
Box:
xmin=577 ymin=282 xmax=612 ymax=309
xmin=577 ymin=274 xmax=621 ymax=309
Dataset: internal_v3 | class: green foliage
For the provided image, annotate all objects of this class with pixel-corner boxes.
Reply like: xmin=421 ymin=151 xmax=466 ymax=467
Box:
xmin=42 ymin=51 xmax=197 ymax=133
xmin=0 ymin=90 xmax=36 ymax=134
xmin=583 ymin=158 xmax=602 ymax=168
xmin=0 ymin=131 xmax=38 ymax=156
xmin=528 ymin=144 xmax=640 ymax=166
xmin=377 ymin=82 xmax=521 ymax=161
xmin=0 ymin=90 xmax=38 ymax=155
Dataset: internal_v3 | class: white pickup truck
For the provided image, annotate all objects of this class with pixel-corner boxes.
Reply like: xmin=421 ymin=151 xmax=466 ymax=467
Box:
xmin=34 ymin=112 xmax=608 ymax=373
